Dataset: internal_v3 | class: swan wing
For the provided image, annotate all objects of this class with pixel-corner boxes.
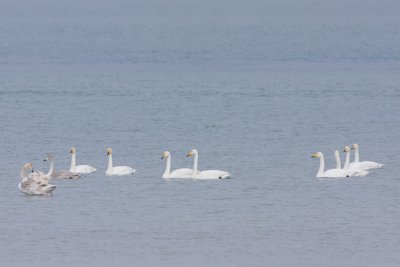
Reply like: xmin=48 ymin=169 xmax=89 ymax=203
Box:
xmin=348 ymin=169 xmax=369 ymax=177
xmin=197 ymin=170 xmax=230 ymax=179
xmin=75 ymin=165 xmax=97 ymax=174
xmin=169 ymin=168 xmax=193 ymax=178
xmin=361 ymin=161 xmax=384 ymax=169
xmin=18 ymin=181 xmax=56 ymax=196
xmin=322 ymin=169 xmax=348 ymax=178
xmin=112 ymin=166 xmax=136 ymax=176
xmin=350 ymin=161 xmax=383 ymax=171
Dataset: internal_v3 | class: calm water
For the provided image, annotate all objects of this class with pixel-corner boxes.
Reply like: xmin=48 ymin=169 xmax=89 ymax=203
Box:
xmin=1 ymin=1 xmax=400 ymax=266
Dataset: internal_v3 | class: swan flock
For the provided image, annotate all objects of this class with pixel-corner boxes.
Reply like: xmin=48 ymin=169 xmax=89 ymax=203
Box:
xmin=311 ymin=143 xmax=383 ymax=178
xmin=18 ymin=143 xmax=382 ymax=195
xmin=19 ymin=147 xmax=230 ymax=196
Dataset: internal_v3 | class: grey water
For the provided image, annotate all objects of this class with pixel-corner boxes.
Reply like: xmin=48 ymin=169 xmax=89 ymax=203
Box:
xmin=1 ymin=0 xmax=400 ymax=266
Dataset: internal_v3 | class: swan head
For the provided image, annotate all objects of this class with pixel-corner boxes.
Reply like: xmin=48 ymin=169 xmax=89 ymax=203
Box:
xmin=43 ymin=155 xmax=53 ymax=161
xmin=351 ymin=144 xmax=359 ymax=150
xmin=23 ymin=163 xmax=34 ymax=173
xmin=343 ymin=146 xmax=351 ymax=152
xmin=311 ymin=152 xmax=322 ymax=158
xmin=107 ymin=148 xmax=112 ymax=156
xmin=161 ymin=151 xmax=170 ymax=160
xmin=186 ymin=149 xmax=198 ymax=157
xmin=70 ymin=147 xmax=76 ymax=154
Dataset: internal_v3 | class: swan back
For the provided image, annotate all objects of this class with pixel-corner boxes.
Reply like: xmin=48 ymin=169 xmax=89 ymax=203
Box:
xmin=197 ymin=170 xmax=230 ymax=179
xmin=108 ymin=166 xmax=136 ymax=176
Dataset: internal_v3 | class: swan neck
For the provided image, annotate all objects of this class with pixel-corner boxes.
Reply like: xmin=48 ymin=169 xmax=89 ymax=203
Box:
xmin=163 ymin=156 xmax=171 ymax=178
xmin=20 ymin=166 xmax=28 ymax=179
xmin=107 ymin=155 xmax=113 ymax=171
xmin=192 ymin=152 xmax=199 ymax=178
xmin=335 ymin=151 xmax=341 ymax=169
xmin=317 ymin=154 xmax=324 ymax=177
xmin=354 ymin=148 xmax=360 ymax=163
xmin=70 ymin=153 xmax=76 ymax=171
xmin=344 ymin=151 xmax=350 ymax=170
xmin=46 ymin=159 xmax=54 ymax=176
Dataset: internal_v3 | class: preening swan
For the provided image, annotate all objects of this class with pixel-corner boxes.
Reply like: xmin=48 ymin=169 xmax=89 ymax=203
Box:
xmin=18 ymin=163 xmax=56 ymax=196
xmin=44 ymin=155 xmax=81 ymax=179
xmin=342 ymin=146 xmax=369 ymax=177
xmin=186 ymin=149 xmax=230 ymax=179
xmin=349 ymin=144 xmax=383 ymax=170
xmin=106 ymin=148 xmax=136 ymax=176
xmin=161 ymin=151 xmax=193 ymax=178
xmin=69 ymin=147 xmax=96 ymax=174
xmin=311 ymin=152 xmax=348 ymax=178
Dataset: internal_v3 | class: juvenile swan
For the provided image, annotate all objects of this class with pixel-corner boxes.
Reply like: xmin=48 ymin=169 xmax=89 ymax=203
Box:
xmin=69 ymin=147 xmax=96 ymax=174
xmin=186 ymin=149 xmax=230 ymax=179
xmin=311 ymin=152 xmax=348 ymax=178
xmin=105 ymin=148 xmax=136 ymax=176
xmin=18 ymin=163 xmax=56 ymax=196
xmin=44 ymin=155 xmax=81 ymax=179
xmin=161 ymin=151 xmax=193 ymax=178
xmin=350 ymin=144 xmax=383 ymax=170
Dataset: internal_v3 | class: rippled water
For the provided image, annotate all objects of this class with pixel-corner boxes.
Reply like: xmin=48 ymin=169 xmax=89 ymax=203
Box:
xmin=1 ymin=0 xmax=400 ymax=266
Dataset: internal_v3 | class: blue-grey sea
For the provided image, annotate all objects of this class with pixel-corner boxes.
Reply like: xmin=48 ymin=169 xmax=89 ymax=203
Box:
xmin=1 ymin=0 xmax=400 ymax=266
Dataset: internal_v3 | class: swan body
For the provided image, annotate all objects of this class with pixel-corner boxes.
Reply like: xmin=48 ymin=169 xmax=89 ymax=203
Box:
xmin=44 ymin=155 xmax=81 ymax=179
xmin=350 ymin=144 xmax=383 ymax=170
xmin=18 ymin=163 xmax=56 ymax=196
xmin=162 ymin=151 xmax=193 ymax=178
xmin=106 ymin=148 xmax=136 ymax=176
xmin=186 ymin=149 xmax=230 ymax=179
xmin=69 ymin=147 xmax=96 ymax=174
xmin=342 ymin=146 xmax=369 ymax=177
xmin=311 ymin=152 xmax=348 ymax=178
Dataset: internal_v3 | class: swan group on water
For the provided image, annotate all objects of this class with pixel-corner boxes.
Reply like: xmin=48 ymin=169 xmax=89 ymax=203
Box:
xmin=18 ymin=143 xmax=383 ymax=196
xmin=311 ymin=143 xmax=383 ymax=178
xmin=162 ymin=149 xmax=230 ymax=179
xmin=19 ymin=147 xmax=230 ymax=196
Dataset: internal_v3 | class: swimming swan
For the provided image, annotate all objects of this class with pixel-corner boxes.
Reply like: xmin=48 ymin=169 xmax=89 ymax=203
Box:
xmin=349 ymin=144 xmax=383 ymax=170
xmin=44 ymin=155 xmax=81 ymax=179
xmin=69 ymin=147 xmax=96 ymax=174
xmin=186 ymin=149 xmax=230 ymax=179
xmin=343 ymin=146 xmax=369 ymax=177
xmin=161 ymin=151 xmax=193 ymax=178
xmin=18 ymin=163 xmax=56 ymax=196
xmin=106 ymin=148 xmax=136 ymax=176
xmin=311 ymin=152 xmax=348 ymax=178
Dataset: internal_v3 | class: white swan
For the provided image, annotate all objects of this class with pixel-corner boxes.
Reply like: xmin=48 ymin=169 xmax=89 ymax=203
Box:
xmin=349 ymin=144 xmax=383 ymax=170
xmin=342 ymin=146 xmax=369 ymax=177
xmin=44 ymin=155 xmax=81 ymax=179
xmin=18 ymin=163 xmax=56 ymax=196
xmin=106 ymin=148 xmax=136 ymax=176
xmin=69 ymin=147 xmax=96 ymax=174
xmin=186 ymin=149 xmax=230 ymax=179
xmin=311 ymin=152 xmax=348 ymax=178
xmin=161 ymin=151 xmax=193 ymax=178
